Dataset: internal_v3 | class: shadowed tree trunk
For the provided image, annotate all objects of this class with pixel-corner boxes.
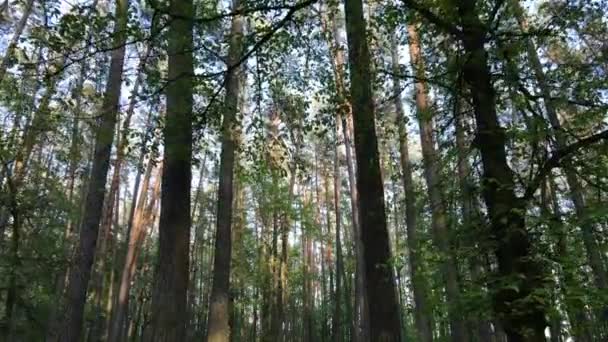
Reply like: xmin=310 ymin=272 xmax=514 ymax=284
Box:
xmin=454 ymin=0 xmax=549 ymax=339
xmin=453 ymin=90 xmax=493 ymax=342
xmin=343 ymin=0 xmax=402 ymax=340
xmin=206 ymin=0 xmax=244 ymax=339
xmin=149 ymin=0 xmax=193 ymax=338
xmin=322 ymin=5 xmax=369 ymax=339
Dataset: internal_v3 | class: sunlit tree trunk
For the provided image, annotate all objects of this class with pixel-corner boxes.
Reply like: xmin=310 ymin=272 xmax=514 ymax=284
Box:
xmin=108 ymin=156 xmax=158 ymax=341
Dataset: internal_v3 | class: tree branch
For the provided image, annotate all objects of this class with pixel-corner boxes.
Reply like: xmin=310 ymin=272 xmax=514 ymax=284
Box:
xmin=523 ymin=129 xmax=608 ymax=201
xmin=401 ymin=0 xmax=463 ymax=38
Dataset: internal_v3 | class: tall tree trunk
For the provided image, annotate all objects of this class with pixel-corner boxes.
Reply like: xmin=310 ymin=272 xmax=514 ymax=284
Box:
xmin=332 ymin=125 xmax=344 ymax=342
xmin=454 ymin=0 xmax=548 ymax=339
xmin=406 ymin=23 xmax=467 ymax=342
xmin=303 ymin=189 xmax=314 ymax=342
xmin=390 ymin=31 xmax=434 ymax=342
xmin=55 ymin=0 xmax=128 ymax=339
xmin=97 ymin=42 xmax=150 ymax=264
xmin=206 ymin=1 xmax=244 ymax=339
xmin=0 ymin=0 xmax=34 ymax=81
xmin=344 ymin=113 xmax=369 ymax=342
xmin=149 ymin=0 xmax=194 ymax=337
xmin=322 ymin=6 xmax=369 ymax=339
xmin=343 ymin=0 xmax=402 ymax=340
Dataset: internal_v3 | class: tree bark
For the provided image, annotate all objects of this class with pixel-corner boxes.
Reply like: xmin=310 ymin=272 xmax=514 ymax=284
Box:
xmin=454 ymin=0 xmax=549 ymax=339
xmin=149 ymin=0 xmax=193 ymax=338
xmin=322 ymin=6 xmax=369 ymax=339
xmin=343 ymin=0 xmax=402 ymax=340
xmin=206 ymin=0 xmax=244 ymax=339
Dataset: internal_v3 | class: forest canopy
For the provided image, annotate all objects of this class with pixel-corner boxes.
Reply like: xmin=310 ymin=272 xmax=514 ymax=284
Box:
xmin=0 ymin=0 xmax=607 ymax=341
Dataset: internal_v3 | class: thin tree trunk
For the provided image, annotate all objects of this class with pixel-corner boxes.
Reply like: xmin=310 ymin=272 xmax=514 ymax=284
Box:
xmin=108 ymin=157 xmax=158 ymax=341
xmin=206 ymin=1 xmax=244 ymax=339
xmin=0 ymin=56 xmax=65 ymax=244
xmin=55 ymin=0 xmax=128 ymax=338
xmin=343 ymin=0 xmax=402 ymax=340
xmin=390 ymin=31 xmax=433 ymax=342
xmin=344 ymin=113 xmax=369 ymax=342
xmin=149 ymin=0 xmax=194 ymax=337
xmin=332 ymin=125 xmax=344 ymax=342
xmin=126 ymin=110 xmax=154 ymax=238
xmin=303 ymin=189 xmax=314 ymax=342
xmin=0 ymin=0 xmax=34 ymax=81
xmin=405 ymin=23 xmax=467 ymax=342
